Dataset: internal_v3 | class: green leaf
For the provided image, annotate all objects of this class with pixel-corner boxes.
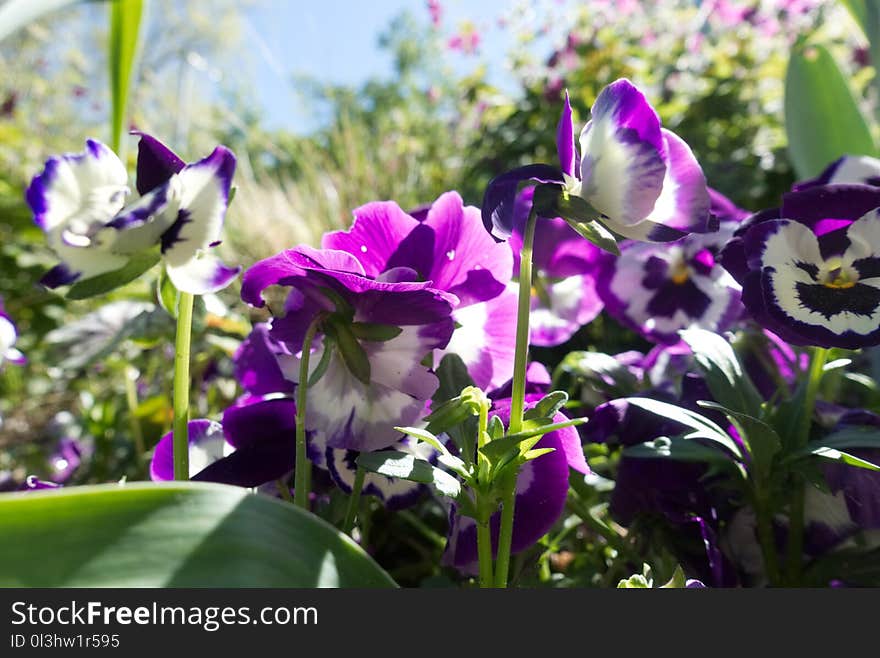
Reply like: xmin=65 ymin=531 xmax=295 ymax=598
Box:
xmin=839 ymin=0 xmax=869 ymax=36
xmin=327 ymin=320 xmax=371 ymax=386
xmin=66 ymin=249 xmax=161 ymax=300
xmin=809 ymin=447 xmax=880 ymax=471
xmin=531 ymin=184 xmax=619 ymax=255
xmin=680 ymin=329 xmax=763 ymax=416
xmin=488 ymin=414 xmax=505 ymax=440
xmin=356 ymin=450 xmax=462 ymax=498
xmin=394 ymin=425 xmax=468 ymax=477
xmin=659 ymin=565 xmax=688 ymax=588
xmin=157 ymin=267 xmax=180 ymax=318
xmin=0 ymin=0 xmax=86 ymax=42
xmin=480 ymin=417 xmax=586 ymax=462
xmin=109 ymin=0 xmax=145 ymax=153
xmin=0 ymin=482 xmax=396 ymax=587
xmin=523 ymin=390 xmax=568 ymax=421
xmin=623 ymin=437 xmax=738 ymax=465
xmin=556 ymin=350 xmax=640 ymax=397
xmin=623 ymin=397 xmax=743 ymax=458
xmin=350 ymin=322 xmax=403 ymax=342
xmin=697 ymin=401 xmax=781 ymax=480
xmin=813 ymin=427 xmax=880 ymax=451
xmin=432 ymin=353 xmax=475 ymax=406
xmin=307 ymin=337 xmax=334 ymax=387
xmin=523 ymin=447 xmax=556 ymax=461
xmin=784 ymin=40 xmax=878 ymax=180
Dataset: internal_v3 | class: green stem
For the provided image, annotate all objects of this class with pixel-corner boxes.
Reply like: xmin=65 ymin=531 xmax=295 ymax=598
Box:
xmin=785 ymin=346 xmax=828 ymax=585
xmin=509 ymin=207 xmax=538 ymax=435
xmin=755 ymin=493 xmax=782 ymax=586
xmin=492 ymin=206 xmax=538 ymax=588
xmin=123 ymin=365 xmax=144 ymax=458
xmin=493 ymin=474 xmax=517 ymax=588
xmin=476 ymin=513 xmax=495 ymax=588
xmin=172 ymin=291 xmax=194 ymax=481
xmin=342 ymin=463 xmax=366 ymax=535
xmin=276 ymin=478 xmax=294 ymax=503
xmin=398 ymin=510 xmax=447 ymax=550
xmin=293 ymin=316 xmax=323 ymax=509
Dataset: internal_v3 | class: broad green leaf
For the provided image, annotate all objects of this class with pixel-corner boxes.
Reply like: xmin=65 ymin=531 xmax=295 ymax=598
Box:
xmin=429 ymin=354 xmax=477 ymax=460
xmin=66 ymin=249 xmax=161 ymax=300
xmin=0 ymin=0 xmax=86 ymax=42
xmin=488 ymin=414 xmax=505 ymax=440
xmin=563 ymin=218 xmax=620 ymax=256
xmin=839 ymin=0 xmax=869 ymax=36
xmin=350 ymin=322 xmax=403 ymax=342
xmin=523 ymin=390 xmax=568 ymax=421
xmin=623 ymin=397 xmax=742 ymax=458
xmin=356 ymin=450 xmax=461 ymax=498
xmin=698 ymin=401 xmax=781 ymax=480
xmin=680 ymin=329 xmax=763 ymax=416
xmin=784 ymin=41 xmax=878 ymax=179
xmin=623 ymin=437 xmax=737 ymax=466
xmin=109 ymin=0 xmax=145 ymax=153
xmin=432 ymin=353 xmax=475 ymax=406
xmin=556 ymin=350 xmax=640 ymax=397
xmin=0 ymin=482 xmax=396 ymax=587
xmin=810 ymin=446 xmax=880 ymax=471
xmin=812 ymin=427 xmax=880 ymax=451
xmin=523 ymin=447 xmax=556 ymax=461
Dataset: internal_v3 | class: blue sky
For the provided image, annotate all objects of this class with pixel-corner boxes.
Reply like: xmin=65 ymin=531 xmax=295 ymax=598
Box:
xmin=242 ymin=0 xmax=553 ymax=132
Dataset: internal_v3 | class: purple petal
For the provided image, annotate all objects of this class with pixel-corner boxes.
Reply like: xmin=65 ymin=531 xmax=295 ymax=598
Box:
xmin=133 ymin=132 xmax=186 ymax=195
xmin=793 ymin=155 xmax=880 ymax=191
xmin=556 ymin=90 xmax=578 ymax=177
xmin=436 ymin=288 xmax=518 ymax=390
xmin=579 ymin=79 xmax=667 ymax=226
xmin=481 ymin=164 xmax=564 ymax=241
xmin=165 ymin=253 xmax=241 ymax=295
xmin=641 ymin=129 xmax=711 ymax=235
xmin=149 ymin=419 xmax=228 ymax=481
xmin=234 ymin=324 xmax=295 ymax=396
xmin=322 ymin=201 xmax=420 ymax=277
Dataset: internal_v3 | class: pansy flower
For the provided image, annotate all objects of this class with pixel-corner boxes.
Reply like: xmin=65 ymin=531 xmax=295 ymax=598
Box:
xmin=721 ymin=185 xmax=880 ymax=349
xmin=508 ymin=187 xmax=603 ymax=346
xmin=482 ymin=80 xmax=713 ymax=243
xmin=0 ymin=299 xmax=25 ymax=367
xmin=443 ymin=395 xmax=590 ymax=573
xmin=150 ymin=419 xmax=233 ymax=481
xmin=596 ymin=197 xmax=743 ymax=344
xmin=25 ymin=134 xmax=239 ymax=294
xmin=322 ymin=192 xmax=517 ymax=390
xmin=793 ymin=155 xmax=880 ymax=191
xmin=242 ymin=245 xmax=456 ymax=453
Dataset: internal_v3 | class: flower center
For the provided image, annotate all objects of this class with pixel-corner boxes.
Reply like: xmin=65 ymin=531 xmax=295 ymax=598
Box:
xmin=670 ymin=260 xmax=690 ymax=285
xmin=819 ymin=258 xmax=859 ymax=290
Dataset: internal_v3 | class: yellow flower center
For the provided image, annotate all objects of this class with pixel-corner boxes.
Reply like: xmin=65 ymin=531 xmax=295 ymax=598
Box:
xmin=671 ymin=262 xmax=690 ymax=285
xmin=820 ymin=259 xmax=859 ymax=289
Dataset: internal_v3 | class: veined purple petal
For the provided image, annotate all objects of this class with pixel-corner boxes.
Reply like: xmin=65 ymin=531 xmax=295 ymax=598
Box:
xmin=322 ymin=201 xmax=420 ymax=277
xmin=557 ymin=90 xmax=578 ymax=178
xmin=150 ymin=419 xmax=229 ymax=481
xmin=641 ymin=129 xmax=711 ymax=235
xmin=133 ymin=131 xmax=186 ymax=195
xmin=436 ymin=288 xmax=518 ymax=390
xmin=481 ymin=164 xmax=564 ymax=241
xmin=234 ymin=323 xmax=295 ymax=396
xmin=579 ymin=79 xmax=667 ymax=227
xmin=708 ymin=187 xmax=750 ymax=223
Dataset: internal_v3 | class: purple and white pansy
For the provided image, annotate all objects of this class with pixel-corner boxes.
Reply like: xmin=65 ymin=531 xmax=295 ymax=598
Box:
xmin=482 ymin=79 xmax=714 ymax=244
xmin=596 ymin=208 xmax=742 ymax=344
xmin=793 ymin=155 xmax=880 ymax=191
xmin=241 ymin=245 xmax=456 ymax=453
xmin=509 ymin=187 xmax=603 ymax=346
xmin=722 ymin=185 xmax=880 ymax=349
xmin=25 ymin=134 xmax=239 ymax=295
xmin=0 ymin=299 xmax=25 ymax=367
xmin=323 ymin=192 xmax=517 ymax=390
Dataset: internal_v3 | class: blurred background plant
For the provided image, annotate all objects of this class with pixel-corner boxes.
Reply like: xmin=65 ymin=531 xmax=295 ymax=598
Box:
xmin=1 ymin=0 xmax=876 ymax=586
